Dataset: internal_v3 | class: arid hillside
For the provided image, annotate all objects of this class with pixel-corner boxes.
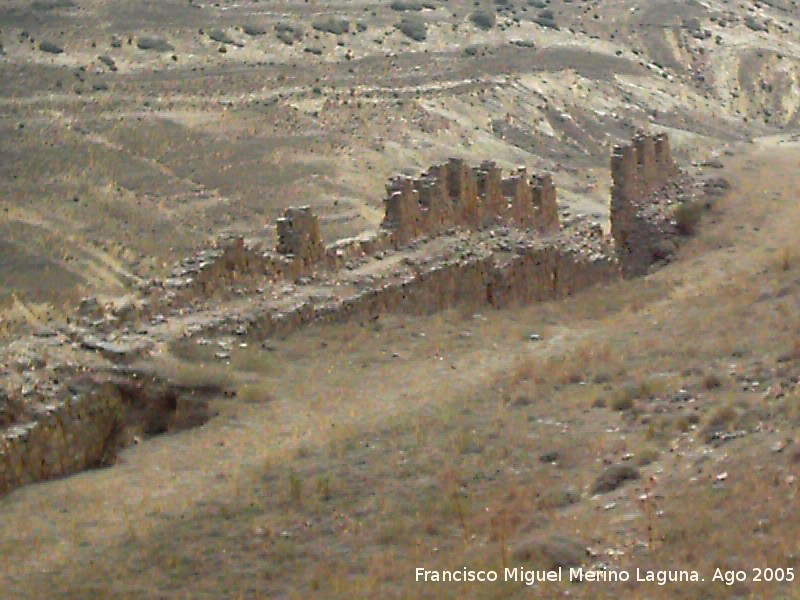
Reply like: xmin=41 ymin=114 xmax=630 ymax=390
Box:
xmin=1 ymin=0 xmax=799 ymax=317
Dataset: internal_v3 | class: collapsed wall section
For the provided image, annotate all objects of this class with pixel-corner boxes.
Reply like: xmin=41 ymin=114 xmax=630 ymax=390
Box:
xmin=0 ymin=386 xmax=122 ymax=496
xmin=276 ymin=206 xmax=325 ymax=267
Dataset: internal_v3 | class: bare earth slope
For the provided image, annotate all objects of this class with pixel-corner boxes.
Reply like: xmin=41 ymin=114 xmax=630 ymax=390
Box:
xmin=0 ymin=134 xmax=798 ymax=598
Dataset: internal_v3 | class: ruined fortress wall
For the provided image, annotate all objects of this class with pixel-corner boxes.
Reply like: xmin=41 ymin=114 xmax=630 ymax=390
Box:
xmin=610 ymin=132 xmax=677 ymax=277
xmin=381 ymin=159 xmax=561 ymax=247
xmin=172 ymin=131 xmax=674 ymax=302
xmin=173 ymin=159 xmax=564 ymax=302
xmin=224 ymin=242 xmax=619 ymax=343
xmin=192 ymin=238 xmax=266 ymax=294
xmin=181 ymin=132 xmax=676 ymax=339
xmin=276 ymin=205 xmax=325 ymax=267
xmin=0 ymin=387 xmax=121 ymax=497
xmin=0 ymin=133 xmax=682 ymax=499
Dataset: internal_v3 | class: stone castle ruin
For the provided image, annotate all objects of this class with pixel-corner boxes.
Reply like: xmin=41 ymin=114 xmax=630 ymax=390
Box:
xmin=165 ymin=156 xmax=564 ymax=300
xmin=1 ymin=131 xmax=697 ymax=498
xmin=610 ymin=132 xmax=678 ymax=276
xmin=381 ymin=158 xmax=559 ymax=246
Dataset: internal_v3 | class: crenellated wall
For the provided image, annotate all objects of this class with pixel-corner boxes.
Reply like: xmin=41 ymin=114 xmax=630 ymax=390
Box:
xmin=162 ymin=159 xmax=563 ymax=301
xmin=381 ymin=158 xmax=560 ymax=247
xmin=610 ymin=131 xmax=678 ymax=277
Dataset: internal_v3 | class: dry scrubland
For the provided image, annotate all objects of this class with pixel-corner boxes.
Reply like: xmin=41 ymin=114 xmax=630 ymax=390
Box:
xmin=0 ymin=140 xmax=798 ymax=598
xmin=1 ymin=0 xmax=800 ymax=598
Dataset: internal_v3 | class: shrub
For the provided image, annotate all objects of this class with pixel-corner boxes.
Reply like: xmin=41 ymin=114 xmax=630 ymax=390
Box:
xmin=39 ymin=40 xmax=64 ymax=54
xmin=312 ymin=17 xmax=350 ymax=35
xmin=136 ymin=36 xmax=174 ymax=52
xmin=396 ymin=17 xmax=427 ymax=41
xmin=701 ymin=403 xmax=738 ymax=442
xmin=288 ymin=469 xmax=303 ymax=505
xmin=470 ymin=10 xmax=496 ymax=30
xmin=592 ymin=464 xmax=640 ymax=494
xmin=390 ymin=1 xmax=423 ymax=11
xmin=208 ymin=28 xmax=235 ymax=44
xmin=636 ymin=447 xmax=660 ymax=466
xmin=242 ymin=25 xmax=267 ymax=36
xmin=702 ymin=372 xmax=724 ymax=390
xmin=674 ymin=200 xmax=704 ymax=235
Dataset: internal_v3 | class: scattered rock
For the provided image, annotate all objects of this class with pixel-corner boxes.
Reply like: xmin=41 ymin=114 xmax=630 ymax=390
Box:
xmin=39 ymin=41 xmax=64 ymax=54
xmin=513 ymin=534 xmax=586 ymax=569
xmin=136 ymin=37 xmax=174 ymax=52
xmin=591 ymin=464 xmax=640 ymax=494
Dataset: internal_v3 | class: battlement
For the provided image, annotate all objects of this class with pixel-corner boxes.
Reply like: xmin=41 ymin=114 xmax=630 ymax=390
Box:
xmin=611 ymin=131 xmax=676 ymax=204
xmin=381 ymin=158 xmax=560 ymax=246
xmin=610 ymin=131 xmax=680 ymax=277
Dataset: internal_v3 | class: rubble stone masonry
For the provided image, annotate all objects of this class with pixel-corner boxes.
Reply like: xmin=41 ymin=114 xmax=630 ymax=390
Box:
xmin=610 ymin=132 xmax=677 ymax=277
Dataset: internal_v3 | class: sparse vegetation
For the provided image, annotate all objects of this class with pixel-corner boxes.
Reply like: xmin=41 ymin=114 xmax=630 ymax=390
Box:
xmin=674 ymin=199 xmax=704 ymax=235
xmin=275 ymin=22 xmax=303 ymax=45
xmin=38 ymin=40 xmax=64 ymax=54
xmin=592 ymin=464 xmax=640 ymax=494
xmin=396 ymin=16 xmax=427 ymax=41
xmin=701 ymin=402 xmax=739 ymax=442
xmin=470 ymin=9 xmax=496 ymax=30
xmin=312 ymin=17 xmax=350 ymax=35
xmin=136 ymin=36 xmax=174 ymax=52
xmin=390 ymin=1 xmax=423 ymax=11
xmin=208 ymin=28 xmax=237 ymax=45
